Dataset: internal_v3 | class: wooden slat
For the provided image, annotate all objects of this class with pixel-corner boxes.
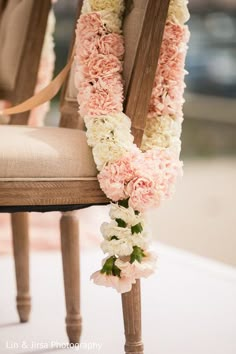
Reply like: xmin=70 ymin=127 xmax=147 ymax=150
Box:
xmin=9 ymin=0 xmax=51 ymax=125
xmin=0 ymin=0 xmax=6 ymax=16
xmin=0 ymin=180 xmax=108 ymax=206
xmin=125 ymin=0 xmax=170 ymax=147
xmin=59 ymin=0 xmax=84 ymax=129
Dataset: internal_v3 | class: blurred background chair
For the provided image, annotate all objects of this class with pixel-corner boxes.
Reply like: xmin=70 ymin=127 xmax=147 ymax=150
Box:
xmin=0 ymin=0 xmax=170 ymax=351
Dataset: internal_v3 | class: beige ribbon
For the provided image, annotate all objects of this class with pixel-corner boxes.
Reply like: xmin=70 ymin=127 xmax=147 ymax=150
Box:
xmin=0 ymin=50 xmax=75 ymax=116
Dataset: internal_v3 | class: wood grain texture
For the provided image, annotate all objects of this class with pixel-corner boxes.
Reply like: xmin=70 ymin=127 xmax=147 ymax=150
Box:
xmin=59 ymin=0 xmax=83 ymax=129
xmin=124 ymin=0 xmax=170 ymax=147
xmin=122 ymin=280 xmax=143 ymax=354
xmin=0 ymin=180 xmax=108 ymax=207
xmin=8 ymin=0 xmax=51 ymax=125
xmin=60 ymin=101 xmax=85 ymax=130
xmin=11 ymin=213 xmax=31 ymax=323
xmin=60 ymin=211 xmax=82 ymax=344
xmin=0 ymin=0 xmax=6 ymax=16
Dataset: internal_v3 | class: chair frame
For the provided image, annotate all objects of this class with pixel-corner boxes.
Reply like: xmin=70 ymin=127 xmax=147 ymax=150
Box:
xmin=0 ymin=0 xmax=51 ymax=324
xmin=0 ymin=0 xmax=170 ymax=351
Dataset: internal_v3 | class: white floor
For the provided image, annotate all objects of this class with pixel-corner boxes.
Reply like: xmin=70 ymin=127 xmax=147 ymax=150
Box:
xmin=0 ymin=244 xmax=236 ymax=354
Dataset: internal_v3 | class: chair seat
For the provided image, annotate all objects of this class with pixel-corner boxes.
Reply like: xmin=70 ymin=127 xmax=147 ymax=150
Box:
xmin=0 ymin=125 xmax=98 ymax=180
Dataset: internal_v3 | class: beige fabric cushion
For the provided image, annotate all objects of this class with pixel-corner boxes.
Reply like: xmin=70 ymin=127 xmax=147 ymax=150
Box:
xmin=0 ymin=125 xmax=98 ymax=180
xmin=0 ymin=0 xmax=33 ymax=91
xmin=65 ymin=0 xmax=147 ymax=101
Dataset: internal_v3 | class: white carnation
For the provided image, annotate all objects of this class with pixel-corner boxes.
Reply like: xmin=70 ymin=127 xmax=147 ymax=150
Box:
xmin=100 ymin=221 xmax=132 ymax=240
xmin=99 ymin=10 xmax=122 ymax=33
xmin=81 ymin=0 xmax=92 ymax=14
xmin=109 ymin=203 xmax=145 ymax=226
xmin=84 ymin=113 xmax=131 ymax=130
xmin=168 ymin=0 xmax=190 ymax=25
xmin=88 ymin=0 xmax=124 ymax=15
xmin=85 ymin=113 xmax=133 ymax=147
xmin=142 ymin=115 xmax=183 ymax=152
xmin=92 ymin=141 xmax=131 ymax=171
xmin=101 ymin=238 xmax=133 ymax=257
xmin=131 ymin=233 xmax=150 ymax=250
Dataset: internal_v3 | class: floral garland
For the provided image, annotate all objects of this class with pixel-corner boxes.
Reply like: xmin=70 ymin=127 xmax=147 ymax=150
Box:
xmin=75 ymin=0 xmax=190 ymax=293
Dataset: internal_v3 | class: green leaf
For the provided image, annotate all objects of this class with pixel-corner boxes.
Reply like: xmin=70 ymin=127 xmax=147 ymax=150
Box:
xmin=118 ymin=199 xmax=129 ymax=208
xmin=101 ymin=256 xmax=121 ymax=277
xmin=101 ymin=256 xmax=115 ymax=275
xmin=111 ymin=235 xmax=119 ymax=240
xmin=130 ymin=246 xmax=145 ymax=264
xmin=112 ymin=264 xmax=121 ymax=277
xmin=131 ymin=223 xmax=143 ymax=234
xmin=115 ymin=218 xmax=127 ymax=228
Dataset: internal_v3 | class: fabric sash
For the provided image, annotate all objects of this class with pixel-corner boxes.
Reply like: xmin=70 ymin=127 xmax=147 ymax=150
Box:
xmin=0 ymin=50 xmax=74 ymax=116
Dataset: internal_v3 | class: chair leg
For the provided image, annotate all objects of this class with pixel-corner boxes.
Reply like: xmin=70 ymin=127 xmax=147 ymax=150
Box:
xmin=60 ymin=211 xmax=82 ymax=344
xmin=11 ymin=212 xmax=31 ymax=323
xmin=122 ymin=280 xmax=144 ymax=354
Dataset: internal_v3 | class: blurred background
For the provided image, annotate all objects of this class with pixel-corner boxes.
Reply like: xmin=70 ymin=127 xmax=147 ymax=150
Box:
xmin=1 ymin=0 xmax=235 ymax=267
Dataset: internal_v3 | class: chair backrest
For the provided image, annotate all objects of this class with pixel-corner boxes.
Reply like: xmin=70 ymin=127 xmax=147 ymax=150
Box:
xmin=0 ymin=0 xmax=51 ymax=125
xmin=60 ymin=0 xmax=170 ymax=147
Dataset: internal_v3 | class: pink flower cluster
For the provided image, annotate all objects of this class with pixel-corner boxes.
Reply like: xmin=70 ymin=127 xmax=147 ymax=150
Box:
xmin=98 ymin=148 xmax=182 ymax=212
xmin=75 ymin=13 xmax=124 ymax=116
xmin=148 ymin=21 xmax=190 ymax=118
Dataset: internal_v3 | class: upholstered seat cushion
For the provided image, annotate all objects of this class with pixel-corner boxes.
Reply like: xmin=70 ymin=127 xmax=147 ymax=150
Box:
xmin=0 ymin=126 xmax=98 ymax=180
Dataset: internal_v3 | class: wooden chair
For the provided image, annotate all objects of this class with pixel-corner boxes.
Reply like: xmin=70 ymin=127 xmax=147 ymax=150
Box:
xmin=0 ymin=0 xmax=170 ymax=351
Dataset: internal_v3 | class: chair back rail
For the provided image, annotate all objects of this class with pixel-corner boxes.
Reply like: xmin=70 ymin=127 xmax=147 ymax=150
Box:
xmin=124 ymin=0 xmax=170 ymax=147
xmin=0 ymin=0 xmax=51 ymax=125
xmin=59 ymin=0 xmax=84 ymax=129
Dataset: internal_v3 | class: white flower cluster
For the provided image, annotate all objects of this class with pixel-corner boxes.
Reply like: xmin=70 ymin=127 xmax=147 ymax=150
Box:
xmin=101 ymin=203 xmax=150 ymax=257
xmin=168 ymin=0 xmax=190 ymax=25
xmin=85 ymin=113 xmax=134 ymax=170
xmin=141 ymin=115 xmax=182 ymax=156
xmin=82 ymin=0 xmax=124 ymax=33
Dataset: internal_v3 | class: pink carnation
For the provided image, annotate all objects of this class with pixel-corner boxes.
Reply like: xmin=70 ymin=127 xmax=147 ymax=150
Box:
xmin=91 ymin=271 xmax=135 ymax=293
xmin=98 ymin=33 xmax=124 ymax=59
xmin=98 ymin=148 xmax=182 ymax=212
xmin=79 ymin=88 xmax=123 ymax=116
xmin=83 ymin=54 xmax=122 ymax=79
xmin=96 ymin=74 xmax=124 ymax=95
xmin=126 ymin=177 xmax=158 ymax=211
xmin=76 ymin=13 xmax=105 ymax=40
xmin=76 ymin=36 xmax=100 ymax=63
xmin=116 ymin=251 xmax=157 ymax=279
xmin=148 ymin=22 xmax=189 ymax=117
xmin=98 ymin=152 xmax=137 ymax=201
xmin=76 ymin=72 xmax=124 ymax=116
